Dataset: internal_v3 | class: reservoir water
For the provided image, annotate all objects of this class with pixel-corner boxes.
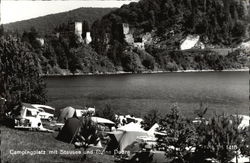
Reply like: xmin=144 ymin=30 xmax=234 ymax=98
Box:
xmin=45 ymin=71 xmax=249 ymax=117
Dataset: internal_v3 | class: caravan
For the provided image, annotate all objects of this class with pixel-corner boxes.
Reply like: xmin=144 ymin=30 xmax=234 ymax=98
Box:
xmin=8 ymin=103 xmax=43 ymax=129
xmin=7 ymin=103 xmax=53 ymax=132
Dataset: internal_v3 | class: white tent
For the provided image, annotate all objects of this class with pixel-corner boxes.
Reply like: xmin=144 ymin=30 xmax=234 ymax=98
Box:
xmin=148 ymin=123 xmax=159 ymax=137
xmin=107 ymin=122 xmax=149 ymax=151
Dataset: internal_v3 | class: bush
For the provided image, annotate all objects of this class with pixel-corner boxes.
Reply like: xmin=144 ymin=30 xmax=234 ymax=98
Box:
xmin=121 ymin=50 xmax=143 ymax=72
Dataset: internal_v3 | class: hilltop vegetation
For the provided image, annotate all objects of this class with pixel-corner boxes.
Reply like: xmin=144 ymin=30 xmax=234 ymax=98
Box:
xmin=2 ymin=1 xmax=249 ymax=75
xmin=92 ymin=0 xmax=250 ymax=48
xmin=89 ymin=0 xmax=249 ymax=72
xmin=4 ymin=8 xmax=115 ymax=35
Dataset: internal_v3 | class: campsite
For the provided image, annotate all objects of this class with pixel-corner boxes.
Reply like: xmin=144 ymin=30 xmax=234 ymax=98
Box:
xmin=0 ymin=102 xmax=168 ymax=163
xmin=1 ymin=100 xmax=250 ymax=163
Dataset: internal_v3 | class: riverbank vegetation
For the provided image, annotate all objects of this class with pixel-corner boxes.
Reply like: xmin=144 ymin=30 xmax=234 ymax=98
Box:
xmin=16 ymin=26 xmax=249 ymax=75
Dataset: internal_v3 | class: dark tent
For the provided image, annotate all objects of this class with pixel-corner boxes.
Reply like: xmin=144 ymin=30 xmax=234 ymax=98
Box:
xmin=56 ymin=117 xmax=80 ymax=143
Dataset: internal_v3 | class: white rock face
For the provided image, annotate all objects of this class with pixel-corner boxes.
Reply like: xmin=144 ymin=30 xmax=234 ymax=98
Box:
xmin=180 ymin=35 xmax=200 ymax=50
xmin=238 ymin=40 xmax=250 ymax=52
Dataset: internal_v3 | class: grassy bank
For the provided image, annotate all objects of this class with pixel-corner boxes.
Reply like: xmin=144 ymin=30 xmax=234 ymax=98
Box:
xmin=0 ymin=126 xmax=114 ymax=163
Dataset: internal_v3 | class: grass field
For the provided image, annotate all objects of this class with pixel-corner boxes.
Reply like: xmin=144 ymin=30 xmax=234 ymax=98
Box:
xmin=0 ymin=125 xmax=114 ymax=163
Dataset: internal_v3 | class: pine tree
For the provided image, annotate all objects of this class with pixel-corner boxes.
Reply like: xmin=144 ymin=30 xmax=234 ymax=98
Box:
xmin=157 ymin=104 xmax=197 ymax=163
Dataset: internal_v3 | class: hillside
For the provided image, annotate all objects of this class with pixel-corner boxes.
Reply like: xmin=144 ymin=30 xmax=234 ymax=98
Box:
xmin=3 ymin=7 xmax=116 ymax=35
xmin=3 ymin=0 xmax=248 ymax=75
xmin=92 ymin=0 xmax=250 ymax=49
xmin=88 ymin=0 xmax=249 ymax=72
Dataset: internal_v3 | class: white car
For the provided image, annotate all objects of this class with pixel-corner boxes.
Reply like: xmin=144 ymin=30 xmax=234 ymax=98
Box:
xmin=32 ymin=104 xmax=55 ymax=121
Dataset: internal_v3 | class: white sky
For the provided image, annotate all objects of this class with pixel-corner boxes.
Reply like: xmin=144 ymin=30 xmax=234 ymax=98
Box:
xmin=1 ymin=0 xmax=139 ymax=24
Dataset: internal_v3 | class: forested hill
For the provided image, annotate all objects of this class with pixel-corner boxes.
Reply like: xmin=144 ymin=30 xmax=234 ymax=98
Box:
xmin=4 ymin=8 xmax=116 ymax=35
xmin=92 ymin=0 xmax=250 ymax=52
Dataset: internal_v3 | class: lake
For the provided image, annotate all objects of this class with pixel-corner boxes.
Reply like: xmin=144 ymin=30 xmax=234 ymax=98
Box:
xmin=45 ymin=71 xmax=249 ymax=117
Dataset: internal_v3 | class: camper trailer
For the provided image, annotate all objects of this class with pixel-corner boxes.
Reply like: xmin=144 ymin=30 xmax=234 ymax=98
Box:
xmin=32 ymin=104 xmax=55 ymax=121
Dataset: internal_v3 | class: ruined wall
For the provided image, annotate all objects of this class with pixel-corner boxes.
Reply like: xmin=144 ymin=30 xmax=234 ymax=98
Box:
xmin=75 ymin=22 xmax=83 ymax=37
xmin=85 ymin=32 xmax=92 ymax=44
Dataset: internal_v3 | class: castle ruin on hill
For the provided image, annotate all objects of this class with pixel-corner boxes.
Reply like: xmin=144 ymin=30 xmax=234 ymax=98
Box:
xmin=56 ymin=21 xmax=92 ymax=44
xmin=121 ymin=23 xmax=152 ymax=50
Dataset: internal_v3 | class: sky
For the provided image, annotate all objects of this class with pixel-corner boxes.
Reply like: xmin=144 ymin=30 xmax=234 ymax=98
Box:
xmin=1 ymin=0 xmax=139 ymax=24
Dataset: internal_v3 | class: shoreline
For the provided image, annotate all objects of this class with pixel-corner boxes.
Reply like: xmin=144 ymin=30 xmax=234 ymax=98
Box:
xmin=41 ymin=67 xmax=249 ymax=77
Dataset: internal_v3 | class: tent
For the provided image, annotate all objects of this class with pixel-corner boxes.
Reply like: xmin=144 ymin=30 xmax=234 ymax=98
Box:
xmin=107 ymin=122 xmax=149 ymax=151
xmin=57 ymin=116 xmax=114 ymax=143
xmin=56 ymin=117 xmax=80 ymax=143
xmin=56 ymin=117 xmax=103 ymax=148
xmin=57 ymin=106 xmax=78 ymax=123
xmin=147 ymin=123 xmax=167 ymax=136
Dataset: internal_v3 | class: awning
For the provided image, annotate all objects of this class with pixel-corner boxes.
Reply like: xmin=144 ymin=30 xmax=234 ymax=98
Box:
xmin=91 ymin=117 xmax=115 ymax=125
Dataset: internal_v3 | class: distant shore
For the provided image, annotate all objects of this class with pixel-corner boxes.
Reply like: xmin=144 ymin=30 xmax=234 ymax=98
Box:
xmin=41 ymin=67 xmax=249 ymax=77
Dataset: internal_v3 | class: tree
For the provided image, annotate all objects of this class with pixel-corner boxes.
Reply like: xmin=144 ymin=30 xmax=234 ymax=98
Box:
xmin=232 ymin=21 xmax=246 ymax=39
xmin=96 ymin=104 xmax=116 ymax=123
xmin=193 ymin=114 xmax=248 ymax=163
xmin=157 ymin=104 xmax=197 ymax=163
xmin=82 ymin=20 xmax=90 ymax=38
xmin=141 ymin=109 xmax=160 ymax=131
xmin=68 ymin=49 xmax=83 ymax=74
xmin=0 ymin=25 xmax=4 ymax=37
xmin=0 ymin=36 xmax=46 ymax=116
xmin=121 ymin=50 xmax=143 ymax=73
